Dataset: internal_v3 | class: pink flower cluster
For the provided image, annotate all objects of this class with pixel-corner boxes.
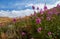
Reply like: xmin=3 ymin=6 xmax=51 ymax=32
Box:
xmin=40 ymin=9 xmax=44 ymax=15
xmin=34 ymin=11 xmax=36 ymax=16
xmin=13 ymin=18 xmax=16 ymax=23
xmin=44 ymin=5 xmax=48 ymax=11
xmin=36 ymin=17 xmax=41 ymax=24
xmin=57 ymin=4 xmax=60 ymax=7
xmin=32 ymin=4 xmax=48 ymax=11
xmin=37 ymin=27 xmax=42 ymax=33
xmin=46 ymin=17 xmax=51 ymax=21
xmin=32 ymin=4 xmax=48 ymax=16
xmin=48 ymin=32 xmax=52 ymax=36
xmin=22 ymin=32 xmax=26 ymax=36
xmin=32 ymin=6 xmax=35 ymax=10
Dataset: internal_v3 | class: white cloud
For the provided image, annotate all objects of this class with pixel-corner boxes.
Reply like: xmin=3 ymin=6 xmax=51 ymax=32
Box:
xmin=0 ymin=9 xmax=34 ymax=18
xmin=25 ymin=3 xmax=34 ymax=7
xmin=0 ymin=1 xmax=60 ymax=18
xmin=55 ymin=0 xmax=60 ymax=5
xmin=26 ymin=1 xmax=60 ymax=9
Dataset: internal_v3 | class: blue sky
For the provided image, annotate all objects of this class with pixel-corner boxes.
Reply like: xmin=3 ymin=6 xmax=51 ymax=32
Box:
xmin=0 ymin=0 xmax=59 ymax=10
xmin=0 ymin=0 xmax=60 ymax=17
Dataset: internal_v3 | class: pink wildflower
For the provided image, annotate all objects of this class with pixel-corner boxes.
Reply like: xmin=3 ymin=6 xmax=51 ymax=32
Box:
xmin=55 ymin=12 xmax=59 ymax=15
xmin=13 ymin=18 xmax=16 ymax=23
xmin=48 ymin=32 xmax=52 ymax=36
xmin=40 ymin=9 xmax=43 ymax=15
xmin=34 ymin=11 xmax=36 ymax=16
xmin=37 ymin=27 xmax=42 ymax=33
xmin=32 ymin=6 xmax=35 ymax=10
xmin=48 ymin=11 xmax=53 ymax=15
xmin=52 ymin=8 xmax=57 ymax=14
xmin=36 ymin=17 xmax=41 ymax=24
xmin=44 ymin=5 xmax=48 ymax=11
xmin=22 ymin=32 xmax=26 ymax=36
xmin=57 ymin=4 xmax=60 ymax=7
xmin=37 ymin=7 xmax=39 ymax=10
xmin=46 ymin=17 xmax=51 ymax=21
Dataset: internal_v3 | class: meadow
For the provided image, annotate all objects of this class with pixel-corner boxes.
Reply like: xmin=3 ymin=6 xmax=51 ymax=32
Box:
xmin=0 ymin=5 xmax=60 ymax=39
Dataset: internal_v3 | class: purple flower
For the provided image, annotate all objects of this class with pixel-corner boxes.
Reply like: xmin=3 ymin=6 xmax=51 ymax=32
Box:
xmin=13 ymin=18 xmax=16 ymax=23
xmin=37 ymin=27 xmax=42 ymax=33
xmin=51 ymin=8 xmax=58 ymax=15
xmin=22 ymin=32 xmax=26 ymax=36
xmin=44 ymin=5 xmax=48 ymax=11
xmin=34 ymin=11 xmax=36 ymax=15
xmin=36 ymin=17 xmax=41 ymax=24
xmin=52 ymin=8 xmax=57 ymax=14
xmin=57 ymin=4 xmax=60 ymax=7
xmin=32 ymin=6 xmax=35 ymax=10
xmin=48 ymin=11 xmax=53 ymax=15
xmin=54 ymin=12 xmax=57 ymax=15
xmin=46 ymin=17 xmax=51 ymax=21
xmin=40 ymin=9 xmax=43 ymax=15
xmin=37 ymin=7 xmax=39 ymax=10
xmin=48 ymin=32 xmax=52 ymax=36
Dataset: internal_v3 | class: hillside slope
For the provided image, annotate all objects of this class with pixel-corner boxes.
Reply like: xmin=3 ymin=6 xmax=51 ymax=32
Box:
xmin=0 ymin=6 xmax=60 ymax=26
